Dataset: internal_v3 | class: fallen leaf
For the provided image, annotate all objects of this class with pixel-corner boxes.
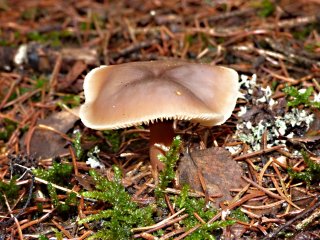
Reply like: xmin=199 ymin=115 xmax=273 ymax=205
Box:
xmin=22 ymin=109 xmax=79 ymax=159
xmin=178 ymin=147 xmax=246 ymax=204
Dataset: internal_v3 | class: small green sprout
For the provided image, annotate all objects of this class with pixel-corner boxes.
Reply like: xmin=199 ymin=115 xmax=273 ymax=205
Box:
xmin=103 ymin=130 xmax=121 ymax=153
xmin=0 ymin=177 xmax=20 ymax=204
xmin=0 ymin=118 xmax=17 ymax=141
xmin=304 ymin=42 xmax=320 ymax=52
xmin=79 ymin=166 xmax=154 ymax=240
xmin=52 ymin=229 xmax=63 ymax=240
xmin=288 ymin=150 xmax=320 ymax=186
xmin=32 ymin=161 xmax=73 ymax=185
xmin=33 ymin=75 xmax=49 ymax=89
xmin=26 ymin=30 xmax=72 ymax=47
xmin=21 ymin=7 xmax=38 ymax=20
xmin=0 ymin=39 xmax=9 ymax=46
xmin=47 ymin=183 xmax=59 ymax=207
xmin=253 ymin=0 xmax=275 ymax=17
xmin=156 ymin=136 xmax=181 ymax=197
xmin=175 ymin=186 xmax=216 ymax=229
xmin=292 ymin=24 xmax=318 ymax=40
xmin=178 ymin=184 xmax=189 ymax=209
xmin=73 ymin=130 xmax=83 ymax=159
xmin=60 ymin=94 xmax=81 ymax=108
xmin=38 ymin=235 xmax=49 ymax=240
xmin=229 ymin=208 xmax=249 ymax=223
xmin=283 ymin=85 xmax=320 ymax=108
xmin=174 ymin=185 xmax=236 ymax=239
xmin=47 ymin=183 xmax=78 ymax=214
xmin=33 ymin=162 xmax=76 ymax=215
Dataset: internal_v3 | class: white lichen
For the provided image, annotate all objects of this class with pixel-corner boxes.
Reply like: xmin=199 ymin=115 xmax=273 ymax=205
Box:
xmin=14 ymin=44 xmax=28 ymax=65
xmin=284 ymin=108 xmax=314 ymax=128
xmin=238 ymin=106 xmax=247 ymax=117
xmin=275 ymin=117 xmax=287 ymax=136
xmin=314 ymin=92 xmax=320 ymax=102
xmin=225 ymin=144 xmax=242 ymax=154
xmin=233 ymin=74 xmax=314 ymax=152
xmin=86 ymin=146 xmax=105 ymax=169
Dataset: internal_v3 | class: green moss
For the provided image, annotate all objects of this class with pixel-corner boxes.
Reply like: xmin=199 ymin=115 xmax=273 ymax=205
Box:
xmin=73 ymin=130 xmax=83 ymax=159
xmin=288 ymin=150 xmax=320 ymax=186
xmin=103 ymin=130 xmax=121 ymax=153
xmin=292 ymin=24 xmax=319 ymax=40
xmin=2 ymin=76 xmax=48 ymax=105
xmin=21 ymin=7 xmax=38 ymax=20
xmin=271 ymin=80 xmax=279 ymax=91
xmin=185 ymin=34 xmax=197 ymax=45
xmin=0 ymin=177 xmax=20 ymax=204
xmin=79 ymin=166 xmax=154 ymax=239
xmin=153 ymin=136 xmax=235 ymax=238
xmin=155 ymin=136 xmax=181 ymax=198
xmin=0 ymin=39 xmax=9 ymax=46
xmin=176 ymin=195 xmax=216 ymax=229
xmin=60 ymin=94 xmax=81 ymax=108
xmin=253 ymin=0 xmax=275 ymax=17
xmin=32 ymin=161 xmax=73 ymax=185
xmin=216 ymin=37 xmax=225 ymax=44
xmin=177 ymin=184 xmax=189 ymax=209
xmin=283 ymin=85 xmax=320 ymax=109
xmin=38 ymin=235 xmax=49 ymax=240
xmin=0 ymin=118 xmax=17 ymax=141
xmin=53 ymin=229 xmax=63 ymax=240
xmin=80 ymin=12 xmax=104 ymax=32
xmin=174 ymin=185 xmax=235 ymax=239
xmin=78 ymin=137 xmax=236 ymax=239
xmin=47 ymin=183 xmax=59 ymax=207
xmin=26 ymin=30 xmax=72 ymax=47
xmin=47 ymin=183 xmax=78 ymax=214
xmin=229 ymin=208 xmax=249 ymax=223
xmin=34 ymin=76 xmax=49 ymax=89
xmin=200 ymin=33 xmax=209 ymax=46
xmin=154 ymin=229 xmax=165 ymax=237
xmin=5 ymin=78 xmax=47 ymax=104
xmin=304 ymin=42 xmax=320 ymax=52
xmin=37 ymin=203 xmax=43 ymax=212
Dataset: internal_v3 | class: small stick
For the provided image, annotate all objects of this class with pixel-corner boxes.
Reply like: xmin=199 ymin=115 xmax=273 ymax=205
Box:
xmin=234 ymin=145 xmax=284 ymax=161
xmin=262 ymin=196 xmax=320 ymax=240
xmin=49 ymin=53 xmax=62 ymax=96
xmin=69 ymin=145 xmax=79 ymax=176
xmin=133 ymin=214 xmax=189 ymax=238
xmin=242 ymin=176 xmax=283 ymax=200
xmin=159 ymin=227 xmax=186 ymax=240
xmin=3 ymin=195 xmax=23 ymax=240
xmin=173 ymin=224 xmax=201 ymax=240
xmin=131 ymin=208 xmax=186 ymax=232
xmin=243 ymin=200 xmax=286 ymax=210
xmin=51 ymin=219 xmax=73 ymax=239
xmin=20 ymin=210 xmax=54 ymax=231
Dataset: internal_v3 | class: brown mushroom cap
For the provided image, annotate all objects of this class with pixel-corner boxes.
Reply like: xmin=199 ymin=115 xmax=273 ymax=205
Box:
xmin=80 ymin=60 xmax=239 ymax=130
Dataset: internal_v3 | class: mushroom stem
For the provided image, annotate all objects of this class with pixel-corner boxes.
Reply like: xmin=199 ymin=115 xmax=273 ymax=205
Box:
xmin=149 ymin=120 xmax=175 ymax=174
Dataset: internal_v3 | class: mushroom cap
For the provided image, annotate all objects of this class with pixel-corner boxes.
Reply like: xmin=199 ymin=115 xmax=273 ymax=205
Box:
xmin=80 ymin=60 xmax=239 ymax=130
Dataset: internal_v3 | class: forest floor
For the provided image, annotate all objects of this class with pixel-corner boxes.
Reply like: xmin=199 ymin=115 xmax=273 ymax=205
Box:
xmin=0 ymin=0 xmax=320 ymax=239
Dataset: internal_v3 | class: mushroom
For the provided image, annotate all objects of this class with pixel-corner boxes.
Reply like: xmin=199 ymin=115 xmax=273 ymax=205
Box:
xmin=80 ymin=60 xmax=239 ymax=176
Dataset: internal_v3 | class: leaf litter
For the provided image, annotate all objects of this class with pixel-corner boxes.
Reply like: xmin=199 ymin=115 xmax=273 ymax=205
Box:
xmin=0 ymin=0 xmax=320 ymax=239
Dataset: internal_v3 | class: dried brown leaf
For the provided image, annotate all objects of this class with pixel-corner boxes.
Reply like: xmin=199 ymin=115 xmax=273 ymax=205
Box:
xmin=178 ymin=147 xmax=246 ymax=204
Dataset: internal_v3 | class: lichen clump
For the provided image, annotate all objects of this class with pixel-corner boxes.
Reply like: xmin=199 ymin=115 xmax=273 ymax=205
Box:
xmin=233 ymin=74 xmax=314 ymax=152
